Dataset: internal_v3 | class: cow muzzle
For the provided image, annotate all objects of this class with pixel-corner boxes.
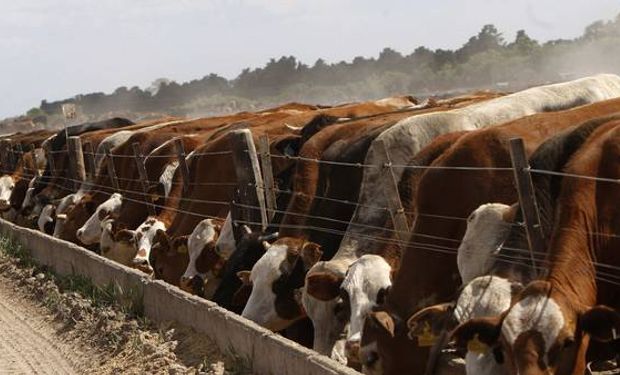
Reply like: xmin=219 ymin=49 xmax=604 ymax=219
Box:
xmin=131 ymin=257 xmax=153 ymax=274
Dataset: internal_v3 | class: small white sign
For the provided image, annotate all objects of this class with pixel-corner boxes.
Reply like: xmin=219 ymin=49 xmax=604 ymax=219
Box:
xmin=62 ymin=104 xmax=77 ymax=120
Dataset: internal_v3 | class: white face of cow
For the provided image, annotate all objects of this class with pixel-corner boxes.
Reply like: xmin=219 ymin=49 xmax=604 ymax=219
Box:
xmin=458 ymin=203 xmax=514 ymax=285
xmin=76 ymin=193 xmax=122 ymax=245
xmin=37 ymin=204 xmax=55 ymax=233
xmin=132 ymin=217 xmax=166 ymax=272
xmin=454 ymin=275 xmax=515 ymax=375
xmin=0 ymin=175 xmax=15 ymax=209
xmin=214 ymin=213 xmax=235 ymax=258
xmin=341 ymin=255 xmax=392 ymax=362
xmin=501 ymin=295 xmax=566 ymax=368
xmin=241 ymin=243 xmax=290 ymax=331
xmin=182 ymin=218 xmax=219 ymax=282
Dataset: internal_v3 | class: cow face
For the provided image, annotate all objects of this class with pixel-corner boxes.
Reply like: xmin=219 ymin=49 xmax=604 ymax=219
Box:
xmin=76 ymin=193 xmax=122 ymax=245
xmin=58 ymin=194 xmax=98 ymax=242
xmin=458 ymin=203 xmax=516 ymax=285
xmin=303 ymin=257 xmax=356 ymax=362
xmin=0 ymin=175 xmax=15 ymax=210
xmin=131 ymin=217 xmax=166 ymax=273
xmin=340 ymin=255 xmax=392 ymax=365
xmin=151 ymin=233 xmax=189 ymax=285
xmin=241 ymin=237 xmax=318 ymax=332
xmin=100 ymin=218 xmax=137 ymax=265
xmin=453 ymin=281 xmax=589 ymax=375
xmin=37 ymin=204 xmax=56 ymax=235
xmin=179 ymin=219 xmax=222 ymax=297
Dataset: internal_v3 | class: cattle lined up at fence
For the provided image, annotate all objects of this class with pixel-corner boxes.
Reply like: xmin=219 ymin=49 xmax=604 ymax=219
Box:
xmin=2 ymin=74 xmax=620 ymax=375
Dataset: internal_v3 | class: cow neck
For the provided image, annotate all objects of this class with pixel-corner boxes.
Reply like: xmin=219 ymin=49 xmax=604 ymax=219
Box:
xmin=280 ymin=130 xmax=337 ymax=234
xmin=548 ymin=124 xmax=620 ymax=312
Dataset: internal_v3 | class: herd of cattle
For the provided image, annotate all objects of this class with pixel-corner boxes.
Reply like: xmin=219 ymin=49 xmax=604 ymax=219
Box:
xmin=2 ymin=74 xmax=620 ymax=374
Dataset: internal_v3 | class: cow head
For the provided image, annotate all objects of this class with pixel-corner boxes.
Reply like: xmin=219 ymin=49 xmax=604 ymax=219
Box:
xmin=241 ymin=237 xmax=320 ymax=332
xmin=37 ymin=204 xmax=56 ymax=235
xmin=179 ymin=218 xmax=223 ymax=297
xmin=340 ymin=255 xmax=393 ymax=366
xmin=302 ymin=257 xmax=355 ymax=362
xmin=0 ymin=175 xmax=15 ymax=210
xmin=151 ymin=232 xmax=189 ymax=285
xmin=76 ymin=193 xmax=122 ymax=245
xmin=131 ymin=217 xmax=167 ymax=273
xmin=360 ymin=308 xmax=416 ymax=375
xmin=404 ymin=275 xmax=519 ymax=375
xmin=458 ymin=203 xmax=517 ymax=285
xmin=58 ymin=193 xmax=99 ymax=242
xmin=452 ymin=280 xmax=615 ymax=375
xmin=100 ymin=218 xmax=137 ymax=265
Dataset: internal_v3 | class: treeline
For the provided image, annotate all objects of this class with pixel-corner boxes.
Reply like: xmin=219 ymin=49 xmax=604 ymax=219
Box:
xmin=35 ymin=14 xmax=620 ymax=119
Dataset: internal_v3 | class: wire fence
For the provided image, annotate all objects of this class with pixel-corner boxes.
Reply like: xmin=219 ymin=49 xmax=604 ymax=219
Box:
xmin=3 ymin=137 xmax=620 ymax=289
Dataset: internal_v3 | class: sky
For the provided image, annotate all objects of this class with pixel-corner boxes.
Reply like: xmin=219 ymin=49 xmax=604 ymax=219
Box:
xmin=1 ymin=0 xmax=619 ymax=118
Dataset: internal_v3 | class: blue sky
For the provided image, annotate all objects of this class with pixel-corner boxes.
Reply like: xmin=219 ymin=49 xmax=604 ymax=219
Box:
xmin=1 ymin=0 xmax=619 ymax=118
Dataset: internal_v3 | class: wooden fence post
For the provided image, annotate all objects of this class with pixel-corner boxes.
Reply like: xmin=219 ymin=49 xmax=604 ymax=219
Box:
xmin=83 ymin=142 xmax=97 ymax=181
xmin=174 ymin=138 xmax=190 ymax=194
xmin=374 ymin=140 xmax=410 ymax=246
xmin=67 ymin=136 xmax=86 ymax=190
xmin=509 ymin=137 xmax=545 ymax=273
xmin=229 ymin=129 xmax=268 ymax=233
xmin=257 ymin=135 xmax=276 ymax=223
xmin=132 ymin=143 xmax=157 ymax=215
xmin=104 ymin=145 xmax=120 ymax=190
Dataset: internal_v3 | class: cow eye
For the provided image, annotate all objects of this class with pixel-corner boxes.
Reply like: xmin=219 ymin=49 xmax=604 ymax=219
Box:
xmin=563 ymin=337 xmax=575 ymax=349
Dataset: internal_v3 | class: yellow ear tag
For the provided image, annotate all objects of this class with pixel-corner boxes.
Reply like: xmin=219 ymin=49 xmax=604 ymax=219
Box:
xmin=177 ymin=245 xmax=188 ymax=254
xmin=416 ymin=321 xmax=437 ymax=347
xmin=467 ymin=334 xmax=489 ymax=355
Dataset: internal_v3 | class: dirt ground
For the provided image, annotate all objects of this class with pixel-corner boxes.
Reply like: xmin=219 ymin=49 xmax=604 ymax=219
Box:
xmin=0 ymin=245 xmax=250 ymax=375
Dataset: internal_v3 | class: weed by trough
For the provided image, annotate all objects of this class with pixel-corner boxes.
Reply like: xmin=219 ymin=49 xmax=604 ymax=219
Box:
xmin=0 ymin=235 xmax=250 ymax=374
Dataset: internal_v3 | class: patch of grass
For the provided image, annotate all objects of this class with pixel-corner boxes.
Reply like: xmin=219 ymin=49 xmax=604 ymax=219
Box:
xmin=0 ymin=236 xmax=144 ymax=318
xmin=0 ymin=236 xmax=34 ymax=266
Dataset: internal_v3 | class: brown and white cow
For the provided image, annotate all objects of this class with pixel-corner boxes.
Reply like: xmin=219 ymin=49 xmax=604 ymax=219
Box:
xmin=238 ymin=95 xmax=488 ymax=357
xmin=452 ymin=118 xmax=620 ymax=375
xmin=363 ymin=100 xmax=620 ymax=375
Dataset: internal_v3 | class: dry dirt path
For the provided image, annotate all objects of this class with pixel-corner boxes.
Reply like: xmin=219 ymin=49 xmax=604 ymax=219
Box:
xmin=0 ymin=280 xmax=82 ymax=375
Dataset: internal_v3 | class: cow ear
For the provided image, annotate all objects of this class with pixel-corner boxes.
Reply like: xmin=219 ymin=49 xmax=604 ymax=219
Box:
xmin=300 ymin=242 xmax=322 ymax=269
xmin=452 ymin=316 xmax=503 ymax=355
xmin=154 ymin=229 xmax=171 ymax=253
xmin=114 ymin=229 xmax=135 ymax=244
xmin=305 ymin=272 xmax=345 ymax=301
xmin=368 ymin=311 xmax=396 ymax=338
xmin=581 ymin=305 xmax=620 ymax=342
xmin=147 ymin=183 xmax=165 ymax=203
xmin=173 ymin=236 xmax=189 ymax=254
xmin=237 ymin=270 xmax=252 ymax=286
xmin=407 ymin=303 xmax=456 ymax=346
